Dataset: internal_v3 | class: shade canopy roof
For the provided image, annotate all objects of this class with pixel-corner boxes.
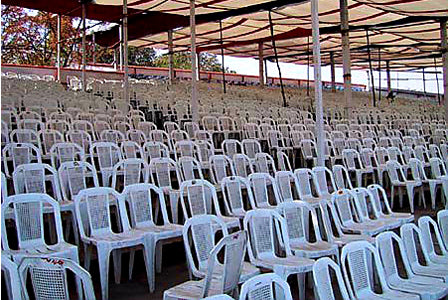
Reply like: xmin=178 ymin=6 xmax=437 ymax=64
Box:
xmin=4 ymin=0 xmax=448 ymax=70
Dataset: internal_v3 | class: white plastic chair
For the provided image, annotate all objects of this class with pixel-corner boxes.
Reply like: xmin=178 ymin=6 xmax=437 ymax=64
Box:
xmin=294 ymin=168 xmax=321 ymax=207
xmin=121 ymin=140 xmax=144 ymax=159
xmin=177 ymin=156 xmax=205 ymax=182
xmin=239 ymin=273 xmax=293 ymax=300
xmin=418 ymin=216 xmax=448 ymax=264
xmin=409 ymin=158 xmax=440 ymax=209
xmin=247 ymin=173 xmax=281 ymax=208
xmin=319 ymin=199 xmax=375 ymax=247
xmin=341 ymin=241 xmax=420 ymax=300
xmin=400 ymin=224 xmax=448 ymax=282
xmin=277 ymin=201 xmax=339 ymax=260
xmin=74 ymin=187 xmax=155 ymax=299
xmin=275 ymin=171 xmax=299 ymax=203
xmin=179 ymin=179 xmax=240 ymax=229
xmin=90 ymin=142 xmax=122 ymax=186
xmin=1 ymin=193 xmax=79 ymax=264
xmin=332 ymin=164 xmax=354 ymax=189
xmin=221 ymin=176 xmax=255 ymax=218
xmin=312 ymin=257 xmax=351 ymax=300
xmin=232 ymin=153 xmax=254 ymax=178
xmin=243 ymin=209 xmax=315 ymax=300
xmin=111 ymin=158 xmax=149 ymax=191
xmin=143 ymin=141 xmax=169 ymax=162
xmin=122 ymin=183 xmax=183 ymax=275
xmin=331 ymin=189 xmax=383 ymax=236
xmin=438 ymin=210 xmax=448 ymax=249
xmin=19 ymin=257 xmax=96 ymax=300
xmin=242 ymin=139 xmax=262 ymax=160
xmin=386 ymin=160 xmax=423 ymax=213
xmin=342 ymin=148 xmax=375 ymax=186
xmin=2 ymin=142 xmax=42 ymax=178
xmin=49 ymin=142 xmax=85 ymax=170
xmin=253 ymin=152 xmax=277 ymax=176
xmin=1 ymin=254 xmax=22 ymax=300
xmin=183 ymin=215 xmax=259 ymax=283
xmin=366 ymin=184 xmax=414 ymax=225
xmin=311 ymin=166 xmax=337 ymax=200
xmin=163 ymin=231 xmax=247 ymax=300
xmin=376 ymin=231 xmax=448 ymax=300
xmin=209 ymin=155 xmax=235 ymax=185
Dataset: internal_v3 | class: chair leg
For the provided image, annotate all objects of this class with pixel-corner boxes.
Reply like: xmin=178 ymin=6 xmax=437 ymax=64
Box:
xmin=84 ymin=244 xmax=91 ymax=271
xmin=297 ymin=273 xmax=306 ymax=300
xmin=112 ymin=249 xmax=122 ymax=284
xmin=97 ymin=245 xmax=112 ymax=300
xmin=390 ymin=185 xmax=395 ymax=209
xmin=129 ymin=250 xmax=135 ymax=280
xmin=429 ymin=182 xmax=437 ymax=210
xmin=405 ymin=185 xmax=415 ymax=213
xmin=156 ymin=241 xmax=163 ymax=273
xmin=142 ymin=236 xmax=156 ymax=293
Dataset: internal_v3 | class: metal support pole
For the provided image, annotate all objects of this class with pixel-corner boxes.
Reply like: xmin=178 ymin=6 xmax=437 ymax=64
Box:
xmin=330 ymin=51 xmax=336 ymax=93
xmin=119 ymin=25 xmax=123 ymax=70
xmin=92 ymin=33 xmax=96 ymax=64
xmin=340 ymin=0 xmax=352 ymax=118
xmin=219 ymin=20 xmax=226 ymax=94
xmin=113 ymin=48 xmax=118 ymax=70
xmin=197 ymin=52 xmax=201 ymax=80
xmin=311 ymin=0 xmax=325 ymax=167
xmin=422 ymin=67 xmax=427 ymax=97
xmin=307 ymin=36 xmax=310 ymax=96
xmin=366 ymin=29 xmax=376 ymax=107
xmin=435 ymin=56 xmax=441 ymax=105
xmin=57 ymin=14 xmax=62 ymax=82
xmin=441 ymin=20 xmax=448 ymax=120
xmin=168 ymin=30 xmax=174 ymax=84
xmin=378 ymin=47 xmax=381 ymax=103
xmin=81 ymin=3 xmax=87 ymax=91
xmin=268 ymin=10 xmax=287 ymax=107
xmin=190 ymin=0 xmax=199 ymax=123
xmin=386 ymin=60 xmax=391 ymax=94
xmin=259 ymin=42 xmax=264 ymax=87
xmin=264 ymin=59 xmax=268 ymax=85
xmin=123 ymin=0 xmax=129 ymax=103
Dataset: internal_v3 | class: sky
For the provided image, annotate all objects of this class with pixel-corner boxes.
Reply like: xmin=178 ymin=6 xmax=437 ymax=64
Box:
xmin=215 ymin=55 xmax=444 ymax=94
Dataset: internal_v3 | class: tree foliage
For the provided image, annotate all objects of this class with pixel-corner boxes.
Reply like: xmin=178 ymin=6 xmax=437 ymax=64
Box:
xmin=1 ymin=5 xmax=234 ymax=73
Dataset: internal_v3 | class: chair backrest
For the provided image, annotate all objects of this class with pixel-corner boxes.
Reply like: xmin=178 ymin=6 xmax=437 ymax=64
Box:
xmin=239 ymin=273 xmax=293 ymax=300
xmin=174 ymin=140 xmax=196 ymax=160
xmin=332 ymin=165 xmax=353 ymax=190
xmin=331 ymin=189 xmax=358 ymax=227
xmin=49 ymin=142 xmax=85 ymax=170
xmin=312 ymin=166 xmax=337 ymax=197
xmin=74 ymin=187 xmax=128 ymax=238
xmin=19 ymin=257 xmax=96 ymax=300
xmin=202 ymin=231 xmax=247 ymax=297
xmin=222 ymin=139 xmax=242 ymax=158
xmin=341 ymin=241 xmax=391 ymax=299
xmin=12 ymin=163 xmax=62 ymax=201
xmin=375 ymin=232 xmax=415 ymax=283
xmin=177 ymin=156 xmax=204 ymax=182
xmin=183 ymin=214 xmax=228 ymax=276
xmin=58 ymin=161 xmax=99 ymax=200
xmin=66 ymin=130 xmax=92 ymax=154
xmin=430 ymin=157 xmax=446 ymax=178
xmin=253 ymin=153 xmax=276 ymax=175
xmin=1 ymin=193 xmax=64 ymax=250
xmin=242 ymin=139 xmax=262 ymax=159
xmin=233 ymin=153 xmax=254 ymax=178
xmin=209 ymin=155 xmax=235 ymax=185
xmin=243 ymin=209 xmax=292 ymax=261
xmin=248 ymin=173 xmax=280 ymax=208
xmin=180 ymin=179 xmax=221 ymax=220
xmin=418 ymin=216 xmax=448 ymax=257
xmin=221 ymin=176 xmax=255 ymax=215
xmin=277 ymin=201 xmax=323 ymax=244
xmin=122 ymin=183 xmax=171 ymax=228
xmin=1 ymin=254 xmax=22 ymax=300
xmin=294 ymin=168 xmax=316 ymax=199
xmin=437 ymin=210 xmax=448 ymax=250
xmin=2 ymin=143 xmax=42 ymax=177
xmin=400 ymin=224 xmax=432 ymax=269
xmin=90 ymin=142 xmax=122 ymax=171
xmin=275 ymin=171 xmax=298 ymax=202
xmin=143 ymin=141 xmax=169 ymax=162
xmin=313 ymin=257 xmax=351 ymax=300
xmin=111 ymin=158 xmax=149 ymax=191
xmin=149 ymin=157 xmax=179 ymax=189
